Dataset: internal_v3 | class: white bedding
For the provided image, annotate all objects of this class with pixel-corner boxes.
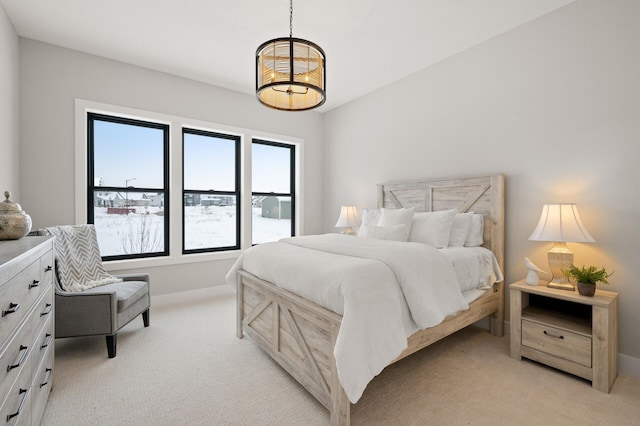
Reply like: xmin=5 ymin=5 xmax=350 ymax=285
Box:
xmin=440 ymin=246 xmax=504 ymax=292
xmin=226 ymin=234 xmax=502 ymax=403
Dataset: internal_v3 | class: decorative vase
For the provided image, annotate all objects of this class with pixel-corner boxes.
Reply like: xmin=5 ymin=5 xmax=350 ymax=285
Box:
xmin=577 ymin=282 xmax=596 ymax=297
xmin=0 ymin=191 xmax=32 ymax=240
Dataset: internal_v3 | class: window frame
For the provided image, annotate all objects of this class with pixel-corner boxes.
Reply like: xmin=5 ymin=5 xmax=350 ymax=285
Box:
xmin=86 ymin=112 xmax=170 ymax=261
xmin=251 ymin=139 xmax=296 ymax=244
xmin=182 ymin=127 xmax=241 ymax=254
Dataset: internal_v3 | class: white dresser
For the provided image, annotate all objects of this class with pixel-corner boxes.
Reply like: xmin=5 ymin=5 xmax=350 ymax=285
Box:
xmin=0 ymin=237 xmax=55 ymax=426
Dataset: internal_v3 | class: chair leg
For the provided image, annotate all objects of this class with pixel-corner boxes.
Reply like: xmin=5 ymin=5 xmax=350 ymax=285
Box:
xmin=142 ymin=309 xmax=150 ymax=327
xmin=106 ymin=334 xmax=117 ymax=358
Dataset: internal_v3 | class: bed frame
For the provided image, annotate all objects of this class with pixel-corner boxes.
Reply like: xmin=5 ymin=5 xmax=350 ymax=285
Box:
xmin=235 ymin=174 xmax=505 ymax=425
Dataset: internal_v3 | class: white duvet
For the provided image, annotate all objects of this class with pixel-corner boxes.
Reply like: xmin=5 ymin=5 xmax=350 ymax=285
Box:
xmin=226 ymin=234 xmax=483 ymax=403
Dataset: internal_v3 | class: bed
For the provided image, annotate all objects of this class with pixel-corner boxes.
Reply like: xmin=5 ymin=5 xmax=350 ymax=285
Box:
xmin=231 ymin=174 xmax=505 ymax=425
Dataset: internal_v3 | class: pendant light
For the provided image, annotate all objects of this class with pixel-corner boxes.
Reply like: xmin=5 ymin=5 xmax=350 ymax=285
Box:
xmin=256 ymin=0 xmax=326 ymax=111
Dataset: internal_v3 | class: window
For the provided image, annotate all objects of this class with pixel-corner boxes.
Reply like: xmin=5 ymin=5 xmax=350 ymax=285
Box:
xmin=252 ymin=140 xmax=296 ymax=244
xmin=183 ymin=128 xmax=241 ymax=253
xmin=78 ymin=99 xmax=304 ymax=267
xmin=87 ymin=113 xmax=169 ymax=260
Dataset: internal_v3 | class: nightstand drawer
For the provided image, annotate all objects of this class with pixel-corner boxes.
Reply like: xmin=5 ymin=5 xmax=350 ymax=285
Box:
xmin=522 ymin=319 xmax=592 ymax=367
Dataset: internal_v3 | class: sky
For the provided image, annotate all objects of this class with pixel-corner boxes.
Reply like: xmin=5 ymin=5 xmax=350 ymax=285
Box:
xmin=93 ymin=119 xmax=292 ymax=193
xmin=94 ymin=120 xmax=164 ymax=188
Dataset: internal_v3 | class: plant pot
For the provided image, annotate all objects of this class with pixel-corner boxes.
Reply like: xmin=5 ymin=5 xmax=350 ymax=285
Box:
xmin=577 ymin=282 xmax=596 ymax=297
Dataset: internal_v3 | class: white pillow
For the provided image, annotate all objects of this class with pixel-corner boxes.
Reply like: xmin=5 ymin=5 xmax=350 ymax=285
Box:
xmin=464 ymin=214 xmax=484 ymax=247
xmin=357 ymin=208 xmax=381 ymax=236
xmin=378 ymin=207 xmax=415 ymax=227
xmin=359 ymin=224 xmax=411 ymax=242
xmin=449 ymin=213 xmax=473 ymax=247
xmin=360 ymin=208 xmax=381 ymax=226
xmin=408 ymin=209 xmax=457 ymax=248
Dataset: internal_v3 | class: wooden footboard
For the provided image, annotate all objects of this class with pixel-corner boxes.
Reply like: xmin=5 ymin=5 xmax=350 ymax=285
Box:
xmin=237 ymin=269 xmax=504 ymax=426
xmin=236 ymin=270 xmax=350 ymax=425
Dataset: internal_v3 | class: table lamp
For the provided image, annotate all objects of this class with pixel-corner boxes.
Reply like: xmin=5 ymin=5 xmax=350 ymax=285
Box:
xmin=335 ymin=206 xmax=360 ymax=235
xmin=528 ymin=203 xmax=595 ymax=290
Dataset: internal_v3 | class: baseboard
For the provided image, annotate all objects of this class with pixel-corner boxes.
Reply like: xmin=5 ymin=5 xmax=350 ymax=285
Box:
xmin=618 ymin=353 xmax=640 ymax=378
xmin=151 ymin=285 xmax=234 ymax=308
xmin=504 ymin=320 xmax=640 ymax=379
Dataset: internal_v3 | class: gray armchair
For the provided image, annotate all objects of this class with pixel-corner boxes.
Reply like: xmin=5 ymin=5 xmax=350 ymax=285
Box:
xmin=36 ymin=225 xmax=150 ymax=358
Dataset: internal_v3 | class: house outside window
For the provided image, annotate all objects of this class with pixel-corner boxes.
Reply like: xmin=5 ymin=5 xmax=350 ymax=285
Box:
xmin=87 ymin=112 xmax=170 ymax=260
xmin=252 ymin=139 xmax=296 ymax=244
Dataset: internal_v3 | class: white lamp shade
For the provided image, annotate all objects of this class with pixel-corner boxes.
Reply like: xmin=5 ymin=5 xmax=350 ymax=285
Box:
xmin=529 ymin=203 xmax=595 ymax=243
xmin=335 ymin=206 xmax=361 ymax=228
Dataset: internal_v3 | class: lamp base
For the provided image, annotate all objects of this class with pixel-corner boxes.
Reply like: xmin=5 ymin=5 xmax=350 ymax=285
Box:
xmin=547 ymin=280 xmax=575 ymax=291
xmin=546 ymin=242 xmax=575 ymax=291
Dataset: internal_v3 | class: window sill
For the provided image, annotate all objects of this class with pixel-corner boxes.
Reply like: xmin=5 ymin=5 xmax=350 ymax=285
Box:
xmin=104 ymin=249 xmax=242 ymax=272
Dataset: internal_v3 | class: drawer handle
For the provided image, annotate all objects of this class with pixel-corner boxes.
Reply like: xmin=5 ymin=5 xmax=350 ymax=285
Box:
xmin=29 ymin=279 xmax=41 ymax=289
xmin=7 ymin=345 xmax=29 ymax=372
xmin=1 ymin=303 xmax=20 ymax=317
xmin=40 ymin=368 xmax=53 ymax=388
xmin=41 ymin=303 xmax=53 ymax=317
xmin=543 ymin=330 xmax=565 ymax=339
xmin=45 ymin=265 xmax=53 ymax=272
xmin=41 ymin=333 xmax=53 ymax=350
xmin=5 ymin=388 xmax=29 ymax=422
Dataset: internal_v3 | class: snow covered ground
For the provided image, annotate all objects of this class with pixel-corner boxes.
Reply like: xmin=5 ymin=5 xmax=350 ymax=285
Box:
xmin=94 ymin=206 xmax=291 ymax=257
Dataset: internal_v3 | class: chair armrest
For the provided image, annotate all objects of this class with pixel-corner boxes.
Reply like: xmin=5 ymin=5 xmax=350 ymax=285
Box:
xmin=55 ymin=288 xmax=118 ymax=336
xmin=115 ymin=273 xmax=150 ymax=283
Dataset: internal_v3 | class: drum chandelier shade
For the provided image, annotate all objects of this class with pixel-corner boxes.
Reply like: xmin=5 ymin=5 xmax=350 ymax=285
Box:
xmin=256 ymin=1 xmax=326 ymax=111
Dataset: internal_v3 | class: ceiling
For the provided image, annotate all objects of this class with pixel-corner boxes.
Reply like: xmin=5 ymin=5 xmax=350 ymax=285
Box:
xmin=1 ymin=0 xmax=574 ymax=112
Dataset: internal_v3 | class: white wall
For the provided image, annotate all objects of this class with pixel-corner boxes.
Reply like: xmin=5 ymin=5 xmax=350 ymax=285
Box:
xmin=18 ymin=39 xmax=324 ymax=295
xmin=0 ymin=4 xmax=19 ymax=194
xmin=324 ymin=0 xmax=640 ymax=364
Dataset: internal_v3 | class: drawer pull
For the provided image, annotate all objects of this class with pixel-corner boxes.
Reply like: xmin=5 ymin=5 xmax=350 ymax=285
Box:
xmin=1 ymin=303 xmax=20 ymax=317
xmin=45 ymin=265 xmax=53 ymax=272
xmin=543 ymin=330 xmax=565 ymax=339
xmin=5 ymin=388 xmax=29 ymax=422
xmin=7 ymin=345 xmax=29 ymax=372
xmin=41 ymin=303 xmax=53 ymax=317
xmin=29 ymin=279 xmax=41 ymax=289
xmin=41 ymin=333 xmax=53 ymax=350
xmin=40 ymin=368 xmax=53 ymax=388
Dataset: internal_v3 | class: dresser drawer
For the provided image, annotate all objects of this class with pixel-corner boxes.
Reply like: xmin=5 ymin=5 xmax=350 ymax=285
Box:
xmin=522 ymin=319 xmax=592 ymax=367
xmin=39 ymin=251 xmax=54 ymax=290
xmin=0 ymin=261 xmax=40 ymax=348
xmin=0 ymin=362 xmax=32 ymax=426
xmin=31 ymin=343 xmax=54 ymax=426
xmin=31 ymin=285 xmax=53 ymax=343
xmin=31 ymin=312 xmax=53 ymax=380
xmin=0 ymin=317 xmax=34 ymax=405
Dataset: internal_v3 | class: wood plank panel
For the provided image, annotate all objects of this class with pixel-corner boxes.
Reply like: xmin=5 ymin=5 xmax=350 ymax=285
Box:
xmin=521 ymin=346 xmax=593 ymax=380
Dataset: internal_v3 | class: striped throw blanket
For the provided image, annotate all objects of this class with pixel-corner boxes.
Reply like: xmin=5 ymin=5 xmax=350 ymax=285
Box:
xmin=45 ymin=224 xmax=122 ymax=292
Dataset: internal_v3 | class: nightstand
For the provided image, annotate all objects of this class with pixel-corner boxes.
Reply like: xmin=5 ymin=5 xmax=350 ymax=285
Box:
xmin=510 ymin=280 xmax=618 ymax=392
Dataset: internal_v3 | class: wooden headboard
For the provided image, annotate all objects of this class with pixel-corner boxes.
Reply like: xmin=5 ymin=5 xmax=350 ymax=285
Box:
xmin=377 ymin=174 xmax=505 ymax=272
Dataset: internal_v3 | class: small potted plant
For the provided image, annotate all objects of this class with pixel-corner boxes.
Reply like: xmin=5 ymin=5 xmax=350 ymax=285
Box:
xmin=563 ymin=264 xmax=613 ymax=297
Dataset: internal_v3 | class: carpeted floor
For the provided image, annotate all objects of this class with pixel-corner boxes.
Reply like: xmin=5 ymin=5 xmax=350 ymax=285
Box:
xmin=42 ymin=287 xmax=640 ymax=425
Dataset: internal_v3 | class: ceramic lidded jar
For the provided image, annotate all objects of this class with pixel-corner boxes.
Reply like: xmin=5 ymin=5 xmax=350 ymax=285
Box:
xmin=0 ymin=191 xmax=32 ymax=240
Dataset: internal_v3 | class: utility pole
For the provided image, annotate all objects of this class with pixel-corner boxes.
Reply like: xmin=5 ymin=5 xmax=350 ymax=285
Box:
xmin=125 ymin=178 xmax=136 ymax=208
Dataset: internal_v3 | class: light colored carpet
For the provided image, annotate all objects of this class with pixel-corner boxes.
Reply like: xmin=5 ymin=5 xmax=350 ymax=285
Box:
xmin=42 ymin=287 xmax=640 ymax=426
